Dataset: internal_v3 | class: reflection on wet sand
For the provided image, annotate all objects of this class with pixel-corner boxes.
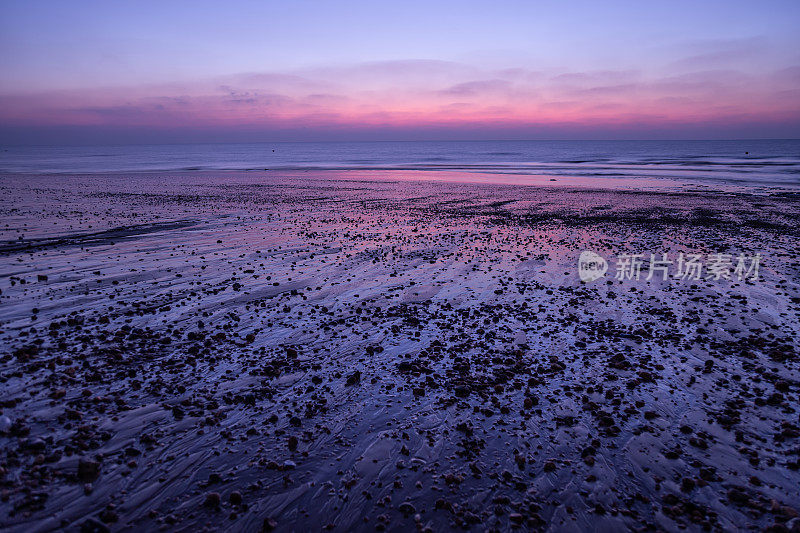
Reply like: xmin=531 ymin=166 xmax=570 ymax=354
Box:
xmin=1 ymin=172 xmax=799 ymax=531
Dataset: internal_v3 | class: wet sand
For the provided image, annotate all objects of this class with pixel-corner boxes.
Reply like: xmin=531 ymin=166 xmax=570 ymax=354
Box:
xmin=1 ymin=171 xmax=799 ymax=532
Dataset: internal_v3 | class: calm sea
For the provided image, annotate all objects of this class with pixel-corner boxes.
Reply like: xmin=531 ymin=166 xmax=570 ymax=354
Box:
xmin=1 ymin=140 xmax=798 ymax=189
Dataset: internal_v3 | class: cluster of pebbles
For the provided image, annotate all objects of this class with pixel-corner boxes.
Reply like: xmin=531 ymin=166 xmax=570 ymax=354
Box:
xmin=0 ymin=172 xmax=799 ymax=532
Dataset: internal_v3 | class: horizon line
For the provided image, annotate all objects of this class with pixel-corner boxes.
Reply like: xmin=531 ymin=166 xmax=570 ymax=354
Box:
xmin=3 ymin=137 xmax=800 ymax=148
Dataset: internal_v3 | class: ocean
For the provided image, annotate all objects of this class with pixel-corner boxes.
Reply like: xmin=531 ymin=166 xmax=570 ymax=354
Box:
xmin=1 ymin=139 xmax=799 ymax=189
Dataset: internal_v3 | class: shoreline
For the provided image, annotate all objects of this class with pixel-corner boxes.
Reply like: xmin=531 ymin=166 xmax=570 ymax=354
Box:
xmin=2 ymin=167 xmax=799 ymax=196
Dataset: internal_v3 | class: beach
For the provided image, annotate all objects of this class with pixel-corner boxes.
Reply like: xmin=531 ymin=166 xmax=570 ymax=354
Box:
xmin=1 ymin=171 xmax=799 ymax=532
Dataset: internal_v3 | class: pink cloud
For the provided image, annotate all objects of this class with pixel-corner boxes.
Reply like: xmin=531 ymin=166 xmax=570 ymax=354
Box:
xmin=1 ymin=57 xmax=798 ymax=138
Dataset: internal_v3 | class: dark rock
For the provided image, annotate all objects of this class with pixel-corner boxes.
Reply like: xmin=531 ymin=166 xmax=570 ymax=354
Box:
xmin=397 ymin=501 xmax=416 ymax=514
xmin=203 ymin=492 xmax=221 ymax=508
xmin=345 ymin=371 xmax=361 ymax=386
xmin=78 ymin=458 xmax=100 ymax=482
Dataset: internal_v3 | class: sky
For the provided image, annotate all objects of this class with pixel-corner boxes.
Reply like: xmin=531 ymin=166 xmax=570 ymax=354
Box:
xmin=0 ymin=0 xmax=799 ymax=144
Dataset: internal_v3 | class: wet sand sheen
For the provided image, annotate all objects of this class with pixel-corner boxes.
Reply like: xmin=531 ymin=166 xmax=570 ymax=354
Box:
xmin=1 ymin=172 xmax=799 ymax=532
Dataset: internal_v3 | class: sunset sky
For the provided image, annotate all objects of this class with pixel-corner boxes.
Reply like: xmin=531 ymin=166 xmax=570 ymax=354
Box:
xmin=1 ymin=0 xmax=799 ymax=143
